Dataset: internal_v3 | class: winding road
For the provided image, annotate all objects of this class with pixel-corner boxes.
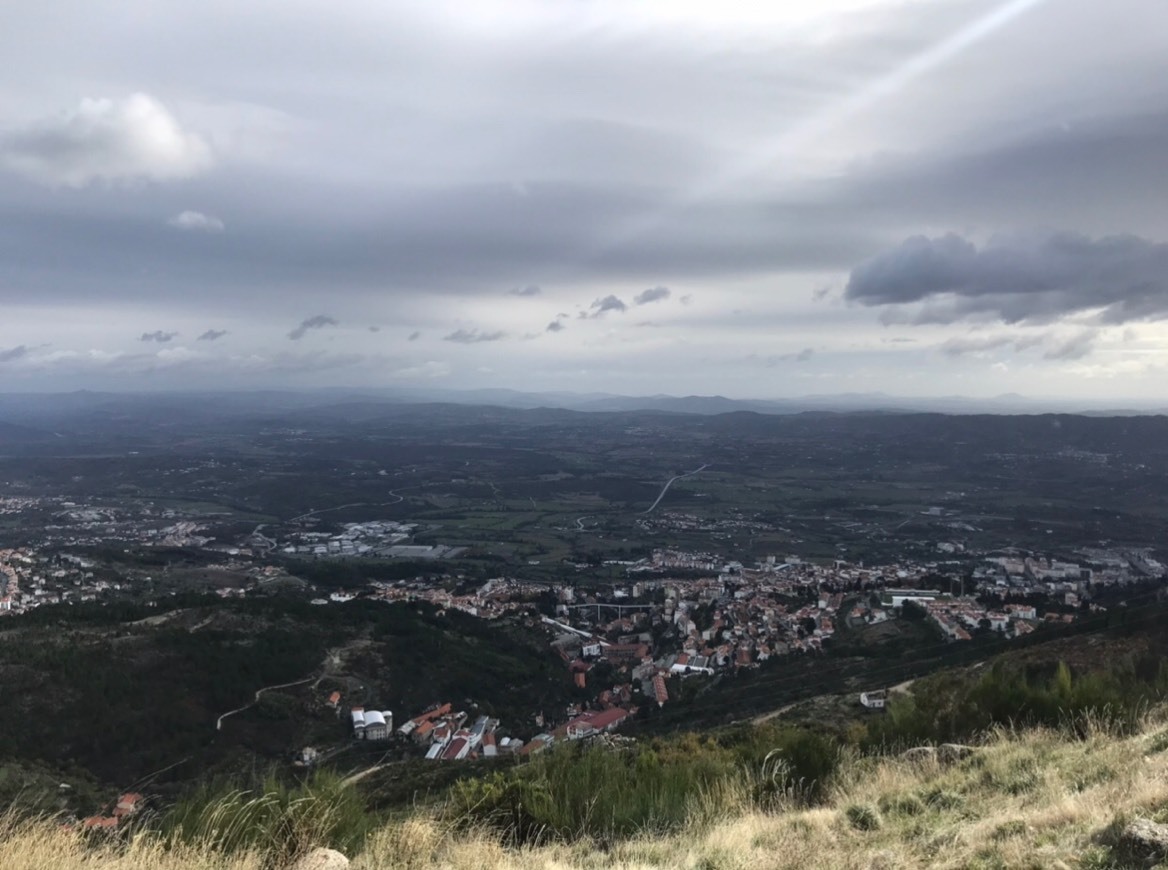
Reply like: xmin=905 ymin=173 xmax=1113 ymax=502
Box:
xmin=215 ymin=675 xmax=316 ymax=732
xmin=642 ymin=464 xmax=709 ymax=514
xmin=287 ymin=488 xmax=411 ymax=524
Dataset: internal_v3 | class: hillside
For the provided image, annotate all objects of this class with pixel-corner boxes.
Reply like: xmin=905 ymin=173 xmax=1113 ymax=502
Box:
xmin=6 ymin=711 xmax=1168 ymax=868
xmin=0 ymin=595 xmax=575 ymax=812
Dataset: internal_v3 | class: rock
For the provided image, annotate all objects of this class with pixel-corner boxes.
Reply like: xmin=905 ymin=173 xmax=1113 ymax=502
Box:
xmin=938 ymin=743 xmax=976 ymax=763
xmin=286 ymin=847 xmax=350 ymax=870
xmin=900 ymin=746 xmax=937 ymax=763
xmin=1116 ymin=818 xmax=1168 ymax=866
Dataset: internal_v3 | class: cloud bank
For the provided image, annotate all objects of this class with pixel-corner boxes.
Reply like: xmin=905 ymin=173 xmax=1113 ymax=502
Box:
xmin=0 ymin=93 xmax=212 ymax=187
xmin=846 ymin=232 xmax=1168 ymax=326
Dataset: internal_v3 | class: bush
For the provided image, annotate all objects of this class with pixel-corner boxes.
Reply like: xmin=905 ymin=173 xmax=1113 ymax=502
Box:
xmin=845 ymin=803 xmax=882 ymax=831
xmin=878 ymin=793 xmax=925 ymax=817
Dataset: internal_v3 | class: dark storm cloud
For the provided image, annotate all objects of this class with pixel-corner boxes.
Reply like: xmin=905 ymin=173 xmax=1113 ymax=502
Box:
xmin=580 ymin=295 xmax=627 ymax=319
xmin=0 ymin=345 xmax=29 ymax=363
xmin=197 ymin=329 xmax=228 ymax=341
xmin=287 ymin=314 xmax=338 ymax=340
xmin=633 ymin=286 xmax=670 ymax=306
xmin=140 ymin=330 xmax=178 ymax=343
xmin=845 ymin=232 xmax=1168 ymax=325
xmin=508 ymin=285 xmax=541 ymax=297
xmin=546 ymin=320 xmax=565 ymax=333
xmin=443 ymin=328 xmax=506 ymax=344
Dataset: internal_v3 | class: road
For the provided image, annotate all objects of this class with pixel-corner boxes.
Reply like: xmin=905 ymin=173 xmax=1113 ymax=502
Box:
xmin=287 ymin=488 xmax=411 ymax=524
xmin=642 ymin=464 xmax=709 ymax=514
xmin=215 ymin=675 xmax=316 ymax=732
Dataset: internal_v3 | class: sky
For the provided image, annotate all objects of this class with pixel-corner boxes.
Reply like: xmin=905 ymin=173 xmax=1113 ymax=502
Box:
xmin=1 ymin=0 xmax=1167 ymax=399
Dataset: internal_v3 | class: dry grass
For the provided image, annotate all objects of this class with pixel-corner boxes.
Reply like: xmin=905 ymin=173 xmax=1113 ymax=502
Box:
xmin=8 ymin=713 xmax=1168 ymax=869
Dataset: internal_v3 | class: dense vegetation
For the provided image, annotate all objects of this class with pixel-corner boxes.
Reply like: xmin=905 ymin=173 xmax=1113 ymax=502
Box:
xmin=0 ymin=593 xmax=576 ymax=805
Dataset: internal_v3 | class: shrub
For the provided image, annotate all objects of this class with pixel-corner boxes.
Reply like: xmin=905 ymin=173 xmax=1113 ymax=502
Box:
xmin=845 ymin=803 xmax=882 ymax=831
xmin=878 ymin=793 xmax=925 ymax=817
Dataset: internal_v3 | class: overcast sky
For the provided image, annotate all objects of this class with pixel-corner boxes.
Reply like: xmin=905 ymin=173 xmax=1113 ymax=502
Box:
xmin=1 ymin=0 xmax=1166 ymax=399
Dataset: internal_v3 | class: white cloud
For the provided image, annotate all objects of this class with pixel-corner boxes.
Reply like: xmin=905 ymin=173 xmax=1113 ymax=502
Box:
xmin=167 ymin=210 xmax=225 ymax=232
xmin=0 ymin=93 xmax=212 ymax=187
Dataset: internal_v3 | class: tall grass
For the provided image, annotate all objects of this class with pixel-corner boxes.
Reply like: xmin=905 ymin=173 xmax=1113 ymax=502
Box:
xmin=159 ymin=770 xmax=376 ymax=868
xmin=443 ymin=728 xmax=841 ymax=844
xmin=7 ymin=711 xmax=1168 ymax=868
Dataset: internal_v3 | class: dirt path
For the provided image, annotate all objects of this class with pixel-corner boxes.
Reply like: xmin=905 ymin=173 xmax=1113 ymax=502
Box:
xmin=215 ymin=675 xmax=315 ymax=732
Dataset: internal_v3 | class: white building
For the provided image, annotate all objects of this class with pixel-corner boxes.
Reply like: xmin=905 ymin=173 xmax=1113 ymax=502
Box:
xmin=860 ymin=691 xmax=887 ymax=710
xmin=362 ymin=710 xmax=393 ymax=741
xmin=351 ymin=708 xmax=366 ymax=738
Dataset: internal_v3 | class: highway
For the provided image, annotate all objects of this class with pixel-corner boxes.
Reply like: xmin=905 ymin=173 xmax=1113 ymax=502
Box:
xmin=642 ymin=463 xmax=709 ymax=514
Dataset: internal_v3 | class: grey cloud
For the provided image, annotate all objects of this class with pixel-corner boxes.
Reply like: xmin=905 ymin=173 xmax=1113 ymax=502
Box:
xmin=196 ymin=329 xmax=227 ymax=341
xmin=753 ymin=347 xmax=815 ymax=366
xmin=368 ymin=325 xmax=380 ymax=333
xmin=939 ymin=330 xmax=1086 ymax=358
xmin=140 ymin=330 xmax=178 ymax=343
xmin=546 ymin=320 xmax=565 ymax=333
xmin=288 ymin=314 xmax=338 ymax=340
xmin=775 ymin=348 xmax=814 ymax=363
xmin=846 ymin=232 xmax=1168 ymax=325
xmin=634 ymin=286 xmax=670 ymax=305
xmin=508 ymin=284 xmax=541 ymax=297
xmin=938 ymin=334 xmax=1022 ymax=357
xmin=407 ymin=331 xmax=421 ymax=341
xmin=581 ymin=295 xmax=627 ymax=319
xmin=0 ymin=345 xmax=28 ymax=363
xmin=0 ymin=170 xmax=879 ymax=311
xmin=679 ymin=295 xmax=693 ymax=305
xmin=1 ymin=93 xmax=212 ymax=187
xmin=1044 ymin=330 xmax=1098 ymax=360
xmin=443 ymin=328 xmax=506 ymax=344
xmin=840 ymin=112 xmax=1168 ymax=236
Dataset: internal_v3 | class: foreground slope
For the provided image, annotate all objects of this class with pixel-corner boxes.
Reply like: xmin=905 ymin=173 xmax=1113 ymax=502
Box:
xmin=6 ymin=712 xmax=1168 ymax=868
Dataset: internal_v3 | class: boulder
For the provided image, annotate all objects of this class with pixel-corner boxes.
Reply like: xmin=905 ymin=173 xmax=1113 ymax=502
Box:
xmin=938 ymin=743 xmax=976 ymax=763
xmin=900 ymin=746 xmax=937 ymax=763
xmin=1116 ymin=818 xmax=1168 ymax=866
xmin=286 ymin=847 xmax=350 ymax=870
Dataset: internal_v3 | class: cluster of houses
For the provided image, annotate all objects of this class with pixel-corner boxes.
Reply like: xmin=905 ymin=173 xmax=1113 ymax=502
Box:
xmin=367 ymin=576 xmax=548 ymax=619
xmin=282 ymin=521 xmax=414 ymax=558
xmin=396 ymin=703 xmax=519 ymax=760
xmin=81 ymin=792 xmax=143 ymax=830
xmin=0 ymin=547 xmax=120 ymax=614
xmin=522 ymin=706 xmax=634 ymax=756
xmin=879 ymin=589 xmax=1043 ymax=641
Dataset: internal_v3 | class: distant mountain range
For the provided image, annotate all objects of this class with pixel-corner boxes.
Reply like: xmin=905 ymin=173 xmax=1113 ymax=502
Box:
xmin=0 ymin=387 xmax=1163 ymax=428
